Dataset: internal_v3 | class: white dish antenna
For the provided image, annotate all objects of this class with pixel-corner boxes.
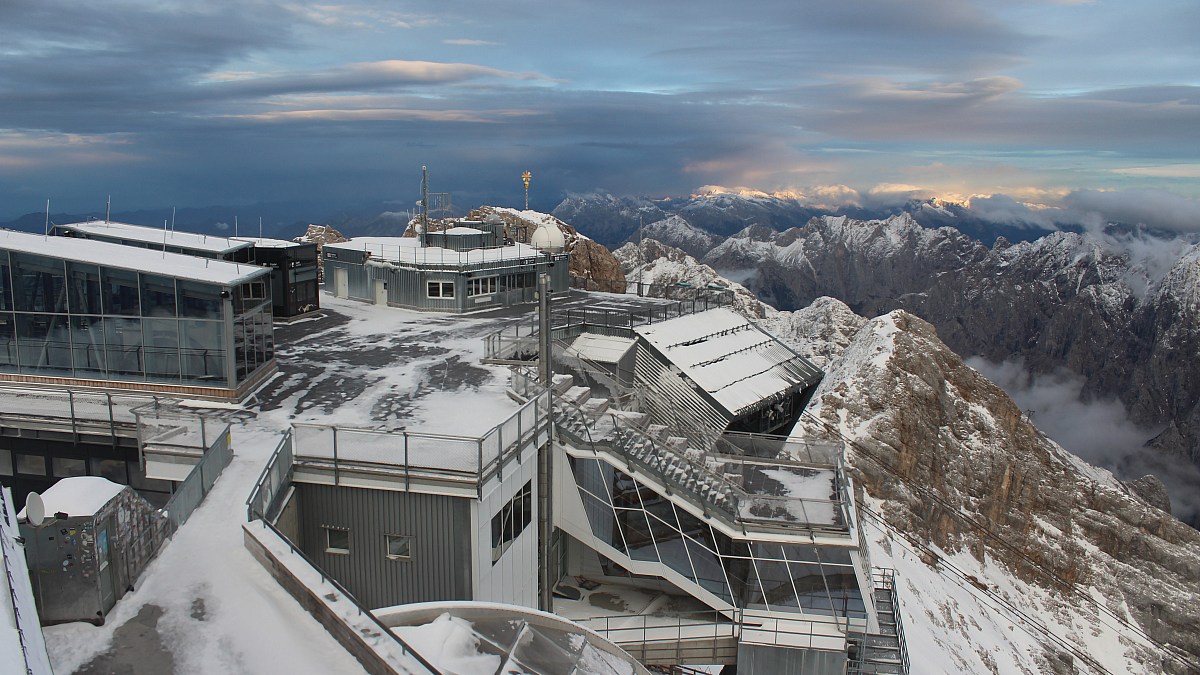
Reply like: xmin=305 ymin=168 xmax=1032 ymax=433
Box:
xmin=25 ymin=492 xmax=46 ymax=526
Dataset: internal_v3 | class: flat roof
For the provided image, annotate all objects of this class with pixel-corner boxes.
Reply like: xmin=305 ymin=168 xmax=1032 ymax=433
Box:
xmin=635 ymin=308 xmax=823 ymax=416
xmin=232 ymin=236 xmax=306 ymax=249
xmin=326 ymin=236 xmax=549 ymax=265
xmin=56 ymin=220 xmax=253 ymax=255
xmin=0 ymin=229 xmax=269 ymax=285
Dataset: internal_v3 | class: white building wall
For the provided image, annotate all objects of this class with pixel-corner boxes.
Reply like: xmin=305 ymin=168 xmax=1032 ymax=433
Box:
xmin=472 ymin=449 xmax=540 ymax=608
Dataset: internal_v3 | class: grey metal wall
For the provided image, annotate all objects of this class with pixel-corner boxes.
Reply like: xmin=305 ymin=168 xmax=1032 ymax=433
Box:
xmin=322 ymin=253 xmax=569 ymax=314
xmin=295 ymin=483 xmax=473 ymax=609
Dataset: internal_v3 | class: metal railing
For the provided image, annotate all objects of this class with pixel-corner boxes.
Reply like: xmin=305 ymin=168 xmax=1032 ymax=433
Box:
xmin=0 ymin=384 xmax=150 ymax=440
xmin=1 ymin=489 xmax=42 ymax=675
xmin=161 ymin=423 xmax=233 ymax=530
xmin=482 ymin=294 xmax=731 ymax=362
xmin=246 ymin=431 xmax=294 ymax=522
xmin=287 ymin=390 xmax=550 ymax=497
xmin=576 ymin=609 xmax=741 ymax=665
xmin=245 ymin=518 xmax=440 ymax=674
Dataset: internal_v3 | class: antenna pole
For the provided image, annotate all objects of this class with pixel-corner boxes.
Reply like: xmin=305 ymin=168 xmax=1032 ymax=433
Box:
xmin=105 ymin=195 xmax=111 ymax=223
xmin=637 ymin=215 xmax=644 ymax=296
xmin=421 ymin=165 xmax=429 ymax=248
xmin=258 ymin=216 xmax=263 ymax=240
xmin=171 ymin=207 xmax=176 ymax=232
xmin=234 ymin=215 xmax=238 ymax=238
xmin=44 ymin=199 xmax=50 ymax=236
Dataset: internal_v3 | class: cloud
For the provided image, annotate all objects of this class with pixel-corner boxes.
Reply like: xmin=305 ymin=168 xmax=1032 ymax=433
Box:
xmin=1062 ymin=189 xmax=1200 ymax=234
xmin=443 ymin=39 xmax=499 ymax=46
xmin=967 ymin=357 xmax=1200 ymax=523
xmin=962 ymin=194 xmax=1061 ymax=228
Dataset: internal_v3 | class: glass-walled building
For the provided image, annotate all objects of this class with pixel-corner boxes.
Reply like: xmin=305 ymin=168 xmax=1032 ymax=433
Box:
xmin=0 ymin=229 xmax=275 ymax=400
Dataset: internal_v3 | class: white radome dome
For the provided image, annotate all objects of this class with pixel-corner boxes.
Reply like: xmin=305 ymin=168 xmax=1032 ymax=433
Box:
xmin=530 ymin=222 xmax=566 ymax=254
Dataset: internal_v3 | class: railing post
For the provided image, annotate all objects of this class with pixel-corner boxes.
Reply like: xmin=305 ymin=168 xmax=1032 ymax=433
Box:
xmin=332 ymin=427 xmax=339 ymax=486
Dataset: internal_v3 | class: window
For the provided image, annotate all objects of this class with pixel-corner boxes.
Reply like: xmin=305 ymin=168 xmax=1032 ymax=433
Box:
xmin=491 ymin=481 xmax=533 ymax=563
xmin=15 ymin=454 xmax=46 ymax=476
xmin=467 ymin=276 xmax=497 ymax=296
xmin=0 ymin=449 xmax=12 ymax=476
xmin=324 ymin=526 xmax=349 ymax=554
xmin=427 ymin=281 xmax=454 ymax=299
xmin=385 ymin=534 xmax=413 ymax=560
xmin=53 ymin=457 xmax=87 ymax=477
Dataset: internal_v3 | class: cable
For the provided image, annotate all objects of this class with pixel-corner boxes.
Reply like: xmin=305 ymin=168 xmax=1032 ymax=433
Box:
xmin=800 ymin=410 xmax=1200 ymax=674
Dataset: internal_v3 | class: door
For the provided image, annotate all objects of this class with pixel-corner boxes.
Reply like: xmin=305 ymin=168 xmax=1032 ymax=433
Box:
xmin=334 ymin=268 xmax=348 ymax=299
xmin=374 ymin=279 xmax=388 ymax=306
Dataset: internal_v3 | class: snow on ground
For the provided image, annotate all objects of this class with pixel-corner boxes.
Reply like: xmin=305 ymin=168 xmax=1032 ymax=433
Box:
xmin=43 ymin=426 xmax=370 ymax=675
xmin=41 ymin=293 xmax=546 ymax=674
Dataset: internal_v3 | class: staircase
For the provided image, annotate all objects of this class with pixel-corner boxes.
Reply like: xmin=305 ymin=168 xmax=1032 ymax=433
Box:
xmin=848 ymin=569 xmax=909 ymax=675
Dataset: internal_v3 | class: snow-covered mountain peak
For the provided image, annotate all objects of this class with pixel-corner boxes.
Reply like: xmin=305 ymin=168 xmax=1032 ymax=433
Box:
xmin=792 ymin=308 xmax=1200 ymax=674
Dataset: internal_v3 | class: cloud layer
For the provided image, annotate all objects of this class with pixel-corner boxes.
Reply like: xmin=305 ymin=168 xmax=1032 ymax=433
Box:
xmin=0 ymin=0 xmax=1197 ymax=216
xmin=968 ymin=357 xmax=1200 ymax=524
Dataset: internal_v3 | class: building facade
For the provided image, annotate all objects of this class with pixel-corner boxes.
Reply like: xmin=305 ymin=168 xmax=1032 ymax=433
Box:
xmin=323 ymin=227 xmax=570 ymax=314
xmin=0 ymin=229 xmax=276 ymax=399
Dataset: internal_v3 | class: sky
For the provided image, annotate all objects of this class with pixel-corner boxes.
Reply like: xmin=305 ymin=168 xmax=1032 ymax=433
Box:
xmin=2 ymin=0 xmax=1199 ymax=222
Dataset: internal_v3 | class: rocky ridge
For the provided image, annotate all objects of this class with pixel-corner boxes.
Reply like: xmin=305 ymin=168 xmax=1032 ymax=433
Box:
xmin=792 ymin=306 xmax=1200 ymax=674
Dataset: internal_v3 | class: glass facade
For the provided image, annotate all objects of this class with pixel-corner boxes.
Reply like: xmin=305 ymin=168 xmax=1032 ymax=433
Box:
xmin=571 ymin=456 xmax=866 ymax=620
xmin=0 ymin=249 xmax=273 ymax=389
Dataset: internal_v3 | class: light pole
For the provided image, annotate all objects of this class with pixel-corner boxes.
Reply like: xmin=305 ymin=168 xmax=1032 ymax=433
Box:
xmin=522 ymin=170 xmax=531 ymax=211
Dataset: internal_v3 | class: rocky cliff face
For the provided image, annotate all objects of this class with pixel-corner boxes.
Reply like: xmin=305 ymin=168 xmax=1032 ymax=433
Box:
xmin=695 ymin=215 xmax=1200 ymax=475
xmin=611 ymin=239 xmax=768 ymax=318
xmin=295 ymin=223 xmax=348 ymax=282
xmin=791 ymin=307 xmax=1200 ymax=674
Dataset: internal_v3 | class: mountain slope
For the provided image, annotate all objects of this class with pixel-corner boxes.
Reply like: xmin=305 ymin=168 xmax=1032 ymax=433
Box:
xmin=793 ymin=309 xmax=1200 ymax=674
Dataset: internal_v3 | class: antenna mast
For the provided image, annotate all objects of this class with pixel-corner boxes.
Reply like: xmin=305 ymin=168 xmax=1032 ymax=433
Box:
xmin=105 ymin=195 xmax=111 ymax=223
xmin=522 ymin=170 xmax=531 ymax=211
xmin=44 ymin=199 xmax=50 ymax=236
xmin=421 ymin=165 xmax=429 ymax=248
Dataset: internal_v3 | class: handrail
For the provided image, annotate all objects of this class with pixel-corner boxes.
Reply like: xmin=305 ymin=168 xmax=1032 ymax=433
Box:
xmin=248 ymin=518 xmax=441 ymax=674
xmin=1 ymin=491 xmax=39 ymax=675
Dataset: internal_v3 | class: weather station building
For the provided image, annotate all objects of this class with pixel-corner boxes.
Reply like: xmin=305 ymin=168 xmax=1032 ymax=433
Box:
xmin=322 ymin=215 xmax=570 ymax=313
xmin=52 ymin=220 xmax=320 ymax=319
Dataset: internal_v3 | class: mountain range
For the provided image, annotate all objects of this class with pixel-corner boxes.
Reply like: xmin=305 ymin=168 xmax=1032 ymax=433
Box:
xmin=603 ymin=199 xmax=1200 ymax=529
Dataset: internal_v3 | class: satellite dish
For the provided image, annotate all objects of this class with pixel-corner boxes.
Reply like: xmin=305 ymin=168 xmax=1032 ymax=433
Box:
xmin=25 ymin=492 xmax=46 ymax=526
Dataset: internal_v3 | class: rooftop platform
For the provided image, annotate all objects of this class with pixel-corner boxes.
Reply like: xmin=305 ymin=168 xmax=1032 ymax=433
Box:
xmin=0 ymin=228 xmax=267 ymax=285
xmin=54 ymin=220 xmax=252 ymax=255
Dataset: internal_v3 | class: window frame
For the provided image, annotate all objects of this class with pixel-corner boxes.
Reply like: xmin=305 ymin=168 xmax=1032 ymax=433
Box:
xmin=385 ymin=534 xmax=414 ymax=561
xmin=426 ymin=281 xmax=455 ymax=299
xmin=323 ymin=526 xmax=350 ymax=554
xmin=467 ymin=276 xmax=498 ymax=297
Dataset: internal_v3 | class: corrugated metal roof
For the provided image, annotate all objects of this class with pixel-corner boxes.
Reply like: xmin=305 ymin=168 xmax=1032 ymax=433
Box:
xmin=634 ymin=308 xmax=822 ymax=416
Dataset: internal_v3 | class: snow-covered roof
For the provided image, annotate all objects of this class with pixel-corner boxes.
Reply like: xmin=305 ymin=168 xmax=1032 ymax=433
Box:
xmin=443 ymin=226 xmax=484 ymax=235
xmin=564 ymin=333 xmax=636 ymax=364
xmin=56 ymin=220 xmax=252 ymax=255
xmin=326 ymin=236 xmax=550 ymax=266
xmin=0 ymin=229 xmax=269 ymax=285
xmin=232 ymin=236 xmax=305 ymax=249
xmin=634 ymin=308 xmax=822 ymax=416
xmin=2 ymin=487 xmax=53 ymax=674
xmin=20 ymin=476 xmax=125 ymax=519
xmin=380 ymin=601 xmax=648 ymax=675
